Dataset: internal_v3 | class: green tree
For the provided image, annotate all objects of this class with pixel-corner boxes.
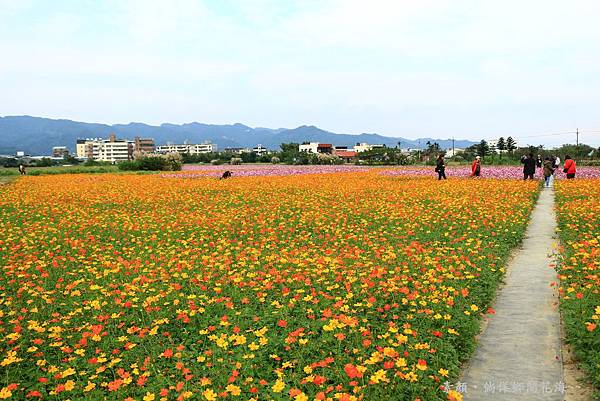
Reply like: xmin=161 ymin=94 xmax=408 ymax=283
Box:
xmin=506 ymin=137 xmax=517 ymax=154
xmin=279 ymin=143 xmax=301 ymax=164
xmin=476 ymin=140 xmax=490 ymax=158
xmin=240 ymin=152 xmax=257 ymax=163
xmin=62 ymin=154 xmax=80 ymax=165
xmin=496 ymin=137 xmax=506 ymax=160
xmin=35 ymin=158 xmax=55 ymax=167
xmin=424 ymin=141 xmax=442 ymax=157
xmin=488 ymin=144 xmax=497 ymax=163
xmin=554 ymin=144 xmax=594 ymax=160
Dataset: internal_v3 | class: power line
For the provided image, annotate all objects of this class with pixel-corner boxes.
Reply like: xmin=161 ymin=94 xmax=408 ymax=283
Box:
xmin=490 ymin=130 xmax=600 ymax=141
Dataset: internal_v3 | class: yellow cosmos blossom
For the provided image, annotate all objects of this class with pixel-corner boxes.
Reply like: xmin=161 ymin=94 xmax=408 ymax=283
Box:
xmin=272 ymin=380 xmax=285 ymax=393
xmin=143 ymin=392 xmax=156 ymax=401
xmin=202 ymin=388 xmax=217 ymax=401
xmin=0 ymin=388 xmax=12 ymax=399
xmin=226 ymin=384 xmax=241 ymax=396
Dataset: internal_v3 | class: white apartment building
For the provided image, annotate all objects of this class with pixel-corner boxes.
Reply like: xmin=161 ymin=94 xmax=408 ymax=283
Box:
xmin=156 ymin=142 xmax=217 ymax=154
xmin=299 ymin=142 xmax=319 ymax=153
xmin=353 ymin=143 xmax=385 ymax=153
xmin=98 ymin=140 xmax=133 ymax=162
xmin=76 ymin=135 xmax=133 ymax=162
xmin=298 ymin=142 xmax=334 ymax=153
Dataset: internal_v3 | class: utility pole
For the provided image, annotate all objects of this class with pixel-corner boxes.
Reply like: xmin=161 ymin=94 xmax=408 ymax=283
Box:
xmin=452 ymin=137 xmax=455 ymax=157
xmin=576 ymin=128 xmax=579 ymax=147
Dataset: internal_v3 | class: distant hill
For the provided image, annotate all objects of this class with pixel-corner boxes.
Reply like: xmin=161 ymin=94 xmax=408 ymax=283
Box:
xmin=0 ymin=115 xmax=476 ymax=155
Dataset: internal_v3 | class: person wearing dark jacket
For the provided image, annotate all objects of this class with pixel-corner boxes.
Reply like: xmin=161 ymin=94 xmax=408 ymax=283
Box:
xmin=536 ymin=155 xmax=542 ymax=168
xmin=521 ymin=153 xmax=536 ymax=180
xmin=435 ymin=154 xmax=447 ymax=180
xmin=542 ymin=157 xmax=554 ymax=187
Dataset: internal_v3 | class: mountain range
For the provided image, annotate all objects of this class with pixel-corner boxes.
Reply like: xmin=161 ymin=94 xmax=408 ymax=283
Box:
xmin=0 ymin=115 xmax=476 ymax=155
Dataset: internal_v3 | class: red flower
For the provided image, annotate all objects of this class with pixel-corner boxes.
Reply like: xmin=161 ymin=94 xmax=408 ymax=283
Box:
xmin=344 ymin=364 xmax=362 ymax=379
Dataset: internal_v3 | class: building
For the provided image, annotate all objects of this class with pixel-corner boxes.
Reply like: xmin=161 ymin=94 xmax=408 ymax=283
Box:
xmin=444 ymin=148 xmax=464 ymax=158
xmin=333 ymin=149 xmax=357 ymax=163
xmin=353 ymin=143 xmax=385 ymax=153
xmin=97 ymin=134 xmax=134 ymax=162
xmin=134 ymin=137 xmax=155 ymax=155
xmin=299 ymin=142 xmax=333 ymax=154
xmin=224 ymin=147 xmax=252 ymax=154
xmin=156 ymin=142 xmax=217 ymax=155
xmin=52 ymin=146 xmax=70 ymax=158
xmin=252 ymin=144 xmax=269 ymax=156
xmin=76 ymin=139 xmax=91 ymax=159
xmin=76 ymin=134 xmax=134 ymax=162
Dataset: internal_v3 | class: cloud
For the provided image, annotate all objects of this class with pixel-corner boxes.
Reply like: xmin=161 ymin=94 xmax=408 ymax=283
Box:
xmin=1 ymin=0 xmax=599 ymax=144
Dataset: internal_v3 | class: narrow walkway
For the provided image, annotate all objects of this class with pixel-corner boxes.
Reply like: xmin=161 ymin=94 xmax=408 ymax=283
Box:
xmin=462 ymin=185 xmax=563 ymax=400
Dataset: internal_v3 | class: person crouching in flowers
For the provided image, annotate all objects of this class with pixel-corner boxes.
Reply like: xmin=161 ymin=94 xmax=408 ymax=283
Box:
xmin=542 ymin=157 xmax=554 ymax=187
xmin=470 ymin=156 xmax=481 ymax=177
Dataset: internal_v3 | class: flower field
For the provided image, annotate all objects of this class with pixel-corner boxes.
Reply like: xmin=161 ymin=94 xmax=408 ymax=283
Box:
xmin=168 ymin=165 xmax=369 ymax=179
xmin=555 ymin=179 xmax=600 ymax=394
xmin=382 ymin=166 xmax=600 ymax=180
xmin=0 ymin=173 xmax=539 ymax=400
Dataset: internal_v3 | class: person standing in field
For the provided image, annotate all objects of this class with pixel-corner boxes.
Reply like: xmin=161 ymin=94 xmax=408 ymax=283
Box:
xmin=435 ymin=154 xmax=447 ymax=180
xmin=542 ymin=157 xmax=554 ymax=187
xmin=536 ymin=154 xmax=543 ymax=169
xmin=521 ymin=153 xmax=536 ymax=180
xmin=18 ymin=164 xmax=26 ymax=175
xmin=470 ymin=156 xmax=481 ymax=177
xmin=563 ymin=155 xmax=576 ymax=179
xmin=553 ymin=155 xmax=561 ymax=175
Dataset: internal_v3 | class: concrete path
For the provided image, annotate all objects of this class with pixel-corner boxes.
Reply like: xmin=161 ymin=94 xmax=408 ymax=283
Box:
xmin=461 ymin=185 xmax=564 ymax=400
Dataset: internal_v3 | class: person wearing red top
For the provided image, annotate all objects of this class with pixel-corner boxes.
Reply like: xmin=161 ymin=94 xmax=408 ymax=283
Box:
xmin=470 ymin=156 xmax=481 ymax=177
xmin=563 ymin=155 xmax=576 ymax=179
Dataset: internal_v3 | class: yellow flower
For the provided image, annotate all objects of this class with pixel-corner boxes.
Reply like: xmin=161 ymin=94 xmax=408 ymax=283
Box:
xmin=395 ymin=358 xmax=407 ymax=368
xmin=226 ymin=384 xmax=241 ymax=396
xmin=64 ymin=380 xmax=75 ymax=391
xmin=0 ymin=387 xmax=12 ymax=399
xmin=84 ymin=381 xmax=96 ymax=392
xmin=438 ymin=368 xmax=449 ymax=377
xmin=272 ymin=380 xmax=285 ymax=393
xmin=404 ymin=371 xmax=418 ymax=382
xmin=143 ymin=392 xmax=156 ymax=401
xmin=202 ymin=388 xmax=217 ymax=401
xmin=294 ymin=392 xmax=308 ymax=401
xmin=448 ymin=390 xmax=463 ymax=401
xmin=369 ymin=369 xmax=389 ymax=384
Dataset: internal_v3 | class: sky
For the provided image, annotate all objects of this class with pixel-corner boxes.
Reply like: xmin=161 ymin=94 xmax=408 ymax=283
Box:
xmin=1 ymin=0 xmax=600 ymax=146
